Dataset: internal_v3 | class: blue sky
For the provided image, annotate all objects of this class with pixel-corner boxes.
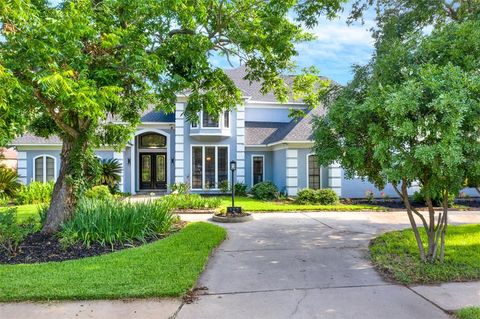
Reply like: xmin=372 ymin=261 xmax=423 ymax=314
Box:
xmin=293 ymin=5 xmax=376 ymax=84
xmin=212 ymin=3 xmax=377 ymax=85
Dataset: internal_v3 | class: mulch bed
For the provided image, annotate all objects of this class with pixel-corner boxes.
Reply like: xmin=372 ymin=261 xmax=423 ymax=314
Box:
xmin=0 ymin=221 xmax=187 ymax=265
xmin=0 ymin=232 xmax=158 ymax=265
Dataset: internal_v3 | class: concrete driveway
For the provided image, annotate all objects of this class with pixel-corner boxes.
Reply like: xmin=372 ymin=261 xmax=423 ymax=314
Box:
xmin=2 ymin=211 xmax=479 ymax=319
xmin=176 ymin=211 xmax=480 ymax=319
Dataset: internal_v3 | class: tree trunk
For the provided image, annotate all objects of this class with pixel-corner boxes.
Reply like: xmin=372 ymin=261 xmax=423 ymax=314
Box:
xmin=41 ymin=138 xmax=86 ymax=234
xmin=399 ymin=181 xmax=426 ymax=261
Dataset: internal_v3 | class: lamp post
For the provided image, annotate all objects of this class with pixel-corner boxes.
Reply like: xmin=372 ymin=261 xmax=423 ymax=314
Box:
xmin=227 ymin=160 xmax=242 ymax=214
xmin=230 ymin=160 xmax=236 ymax=208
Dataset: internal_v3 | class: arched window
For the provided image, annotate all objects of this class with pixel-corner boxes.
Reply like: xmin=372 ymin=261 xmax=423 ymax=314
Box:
xmin=34 ymin=155 xmax=56 ymax=182
xmin=139 ymin=133 xmax=167 ymax=148
xmin=307 ymin=154 xmax=322 ymax=190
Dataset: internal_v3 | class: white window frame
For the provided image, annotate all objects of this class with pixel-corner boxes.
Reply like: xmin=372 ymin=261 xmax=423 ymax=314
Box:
xmin=306 ymin=153 xmax=322 ymax=189
xmin=251 ymin=154 xmax=265 ymax=186
xmin=32 ymin=155 xmax=57 ymax=183
xmin=191 ymin=111 xmax=230 ymax=130
xmin=190 ymin=145 xmax=230 ymax=190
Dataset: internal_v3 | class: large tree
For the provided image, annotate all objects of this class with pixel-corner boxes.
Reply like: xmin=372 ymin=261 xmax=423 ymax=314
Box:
xmin=314 ymin=15 xmax=480 ymax=262
xmin=0 ymin=0 xmax=341 ymax=232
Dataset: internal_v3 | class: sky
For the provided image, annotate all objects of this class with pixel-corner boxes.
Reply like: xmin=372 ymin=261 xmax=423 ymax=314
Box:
xmin=45 ymin=0 xmax=377 ymax=86
xmin=211 ymin=3 xmax=377 ymax=85
xmin=293 ymin=5 xmax=377 ymax=85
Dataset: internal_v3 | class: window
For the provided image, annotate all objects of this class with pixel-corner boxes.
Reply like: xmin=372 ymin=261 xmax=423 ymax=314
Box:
xmin=308 ymin=154 xmax=321 ymax=189
xmin=205 ymin=147 xmax=216 ymax=188
xmin=202 ymin=112 xmax=219 ymax=127
xmin=192 ymin=147 xmax=203 ymax=189
xmin=252 ymin=156 xmax=264 ymax=185
xmin=139 ymin=133 xmax=166 ymax=148
xmin=34 ymin=155 xmax=55 ymax=182
xmin=191 ymin=146 xmax=228 ymax=189
xmin=224 ymin=111 xmax=230 ymax=128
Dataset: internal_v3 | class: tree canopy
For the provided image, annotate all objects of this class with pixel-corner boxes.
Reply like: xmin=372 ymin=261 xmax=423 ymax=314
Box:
xmin=314 ymin=13 xmax=480 ymax=262
xmin=0 ymin=0 xmax=344 ymax=232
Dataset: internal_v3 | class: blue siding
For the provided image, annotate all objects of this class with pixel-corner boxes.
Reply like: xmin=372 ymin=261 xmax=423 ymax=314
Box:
xmin=245 ymin=107 xmax=292 ymax=123
xmin=272 ymin=149 xmax=286 ymax=193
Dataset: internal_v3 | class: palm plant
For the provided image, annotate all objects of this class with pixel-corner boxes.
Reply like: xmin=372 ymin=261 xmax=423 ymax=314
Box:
xmin=0 ymin=166 xmax=21 ymax=199
xmin=99 ymin=159 xmax=122 ymax=192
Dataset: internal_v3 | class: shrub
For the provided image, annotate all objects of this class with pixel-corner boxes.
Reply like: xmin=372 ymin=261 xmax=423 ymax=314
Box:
xmin=16 ymin=181 xmax=54 ymax=205
xmin=296 ymin=188 xmax=339 ymax=205
xmin=170 ymin=182 xmax=190 ymax=194
xmin=99 ymin=158 xmax=122 ymax=192
xmin=61 ymin=199 xmax=175 ymax=247
xmin=234 ymin=183 xmax=248 ymax=196
xmin=0 ymin=166 xmax=20 ymax=200
xmin=0 ymin=208 xmax=36 ymax=255
xmin=412 ymin=189 xmax=455 ymax=206
xmin=218 ymin=180 xmax=230 ymax=193
xmin=84 ymin=185 xmax=113 ymax=200
xmin=159 ymin=194 xmax=221 ymax=210
xmin=251 ymin=181 xmax=279 ymax=200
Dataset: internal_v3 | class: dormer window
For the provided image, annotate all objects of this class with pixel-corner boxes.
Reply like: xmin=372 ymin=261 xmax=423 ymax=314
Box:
xmin=203 ymin=112 xmax=219 ymax=127
xmin=190 ymin=110 xmax=230 ymax=130
xmin=224 ymin=111 xmax=230 ymax=128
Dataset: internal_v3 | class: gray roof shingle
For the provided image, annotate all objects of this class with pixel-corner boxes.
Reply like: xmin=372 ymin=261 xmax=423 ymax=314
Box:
xmin=11 ymin=133 xmax=62 ymax=145
xmin=245 ymin=106 xmax=325 ymax=145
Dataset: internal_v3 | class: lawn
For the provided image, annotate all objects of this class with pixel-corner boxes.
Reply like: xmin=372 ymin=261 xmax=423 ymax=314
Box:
xmin=0 ymin=204 xmax=41 ymax=222
xmin=457 ymin=307 xmax=480 ymax=319
xmin=370 ymin=224 xmax=480 ymax=284
xmin=219 ymin=196 xmax=383 ymax=212
xmin=0 ymin=222 xmax=226 ymax=301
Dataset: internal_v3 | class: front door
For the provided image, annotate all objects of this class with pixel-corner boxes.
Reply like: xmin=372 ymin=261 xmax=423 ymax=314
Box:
xmin=139 ymin=153 xmax=167 ymax=190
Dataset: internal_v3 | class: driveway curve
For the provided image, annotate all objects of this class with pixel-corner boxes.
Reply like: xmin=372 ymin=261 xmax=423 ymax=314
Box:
xmin=177 ymin=211 xmax=480 ymax=319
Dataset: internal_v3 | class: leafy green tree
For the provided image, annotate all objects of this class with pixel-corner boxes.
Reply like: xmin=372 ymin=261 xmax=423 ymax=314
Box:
xmin=0 ymin=0 xmax=342 ymax=232
xmin=314 ymin=19 xmax=480 ymax=262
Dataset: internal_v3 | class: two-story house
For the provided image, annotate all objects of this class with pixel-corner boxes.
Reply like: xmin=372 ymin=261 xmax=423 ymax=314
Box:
xmin=9 ymin=66 xmax=479 ymax=198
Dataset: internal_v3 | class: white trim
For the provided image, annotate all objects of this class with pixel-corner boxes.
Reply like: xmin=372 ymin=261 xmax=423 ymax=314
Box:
xmin=250 ymin=154 xmax=265 ymax=185
xmin=189 ymin=144 xmax=230 ymax=190
xmin=32 ymin=155 xmax=57 ymax=183
xmin=132 ymin=128 xmax=171 ymax=194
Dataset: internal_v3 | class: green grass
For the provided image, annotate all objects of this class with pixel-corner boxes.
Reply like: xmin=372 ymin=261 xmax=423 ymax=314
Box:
xmin=219 ymin=196 xmax=383 ymax=212
xmin=370 ymin=224 xmax=480 ymax=284
xmin=0 ymin=204 xmax=41 ymax=222
xmin=457 ymin=307 xmax=480 ymax=319
xmin=0 ymin=222 xmax=226 ymax=301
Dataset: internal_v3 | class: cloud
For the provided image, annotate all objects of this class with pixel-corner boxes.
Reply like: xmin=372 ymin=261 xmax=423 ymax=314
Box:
xmin=294 ymin=6 xmax=376 ymax=84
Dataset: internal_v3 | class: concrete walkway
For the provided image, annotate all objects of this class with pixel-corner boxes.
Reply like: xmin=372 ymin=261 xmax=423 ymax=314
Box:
xmin=1 ymin=211 xmax=479 ymax=319
xmin=175 ymin=211 xmax=480 ymax=319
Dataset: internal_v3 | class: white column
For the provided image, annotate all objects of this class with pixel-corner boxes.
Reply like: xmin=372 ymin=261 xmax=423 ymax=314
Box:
xmin=286 ymin=149 xmax=298 ymax=196
xmin=113 ymin=152 xmax=124 ymax=193
xmin=17 ymin=151 xmax=27 ymax=184
xmin=328 ymin=162 xmax=342 ymax=196
xmin=130 ymin=141 xmax=136 ymax=195
xmin=235 ymin=104 xmax=246 ymax=183
xmin=175 ymin=102 xmax=185 ymax=184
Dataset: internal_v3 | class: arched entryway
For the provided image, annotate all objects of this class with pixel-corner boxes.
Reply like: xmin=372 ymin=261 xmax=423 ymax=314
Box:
xmin=135 ymin=130 xmax=170 ymax=191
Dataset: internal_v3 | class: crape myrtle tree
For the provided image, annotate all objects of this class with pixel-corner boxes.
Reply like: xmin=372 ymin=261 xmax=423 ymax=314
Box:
xmin=314 ymin=11 xmax=480 ymax=261
xmin=0 ymin=0 xmax=343 ymax=233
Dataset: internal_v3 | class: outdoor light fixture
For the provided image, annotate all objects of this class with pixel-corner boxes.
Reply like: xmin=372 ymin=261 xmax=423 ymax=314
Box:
xmin=227 ymin=160 xmax=242 ymax=214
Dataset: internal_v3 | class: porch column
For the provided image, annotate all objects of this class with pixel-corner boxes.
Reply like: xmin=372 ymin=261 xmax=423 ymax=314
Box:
xmin=328 ymin=162 xmax=342 ymax=196
xmin=175 ymin=102 xmax=185 ymax=184
xmin=130 ymin=140 xmax=136 ymax=195
xmin=113 ymin=152 xmax=124 ymax=193
xmin=235 ymin=104 xmax=246 ymax=183
xmin=286 ymin=149 xmax=298 ymax=196
xmin=17 ymin=151 xmax=27 ymax=184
